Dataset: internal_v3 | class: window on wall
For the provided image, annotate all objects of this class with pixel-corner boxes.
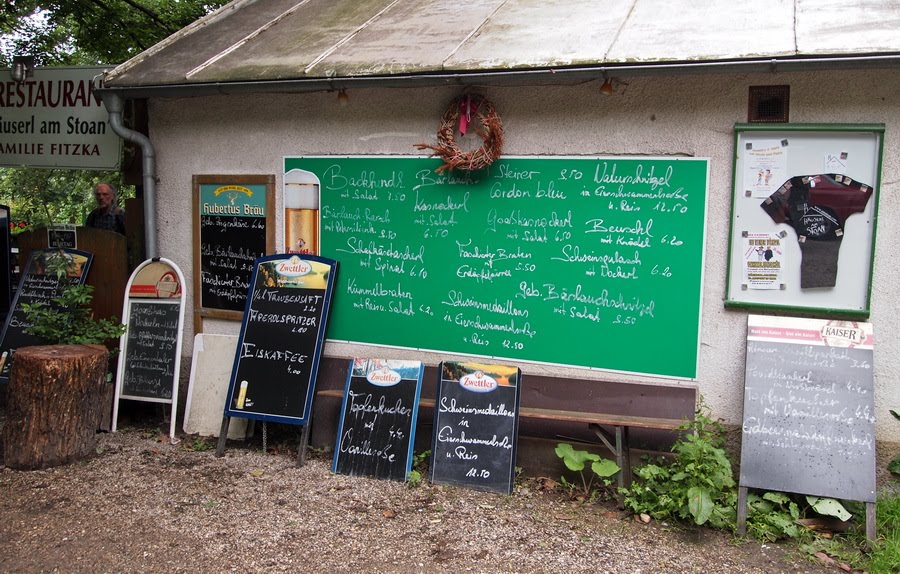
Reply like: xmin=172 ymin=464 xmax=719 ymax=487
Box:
xmin=748 ymin=85 xmax=790 ymax=123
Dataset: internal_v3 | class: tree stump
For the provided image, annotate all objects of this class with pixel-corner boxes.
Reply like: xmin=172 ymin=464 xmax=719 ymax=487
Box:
xmin=3 ymin=345 xmax=109 ymax=470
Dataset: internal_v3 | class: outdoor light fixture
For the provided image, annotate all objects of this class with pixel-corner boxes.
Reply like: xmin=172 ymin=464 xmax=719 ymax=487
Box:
xmin=599 ymin=78 xmax=615 ymax=95
xmin=10 ymin=55 xmax=35 ymax=84
xmin=337 ymin=89 xmax=349 ymax=106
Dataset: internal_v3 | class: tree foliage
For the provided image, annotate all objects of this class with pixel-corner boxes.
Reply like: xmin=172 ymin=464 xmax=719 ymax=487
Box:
xmin=1 ymin=0 xmax=227 ymax=227
xmin=1 ymin=0 xmax=228 ymax=66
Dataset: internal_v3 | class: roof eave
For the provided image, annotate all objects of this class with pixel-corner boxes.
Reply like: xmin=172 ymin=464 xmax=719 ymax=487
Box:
xmin=95 ymin=53 xmax=900 ymax=100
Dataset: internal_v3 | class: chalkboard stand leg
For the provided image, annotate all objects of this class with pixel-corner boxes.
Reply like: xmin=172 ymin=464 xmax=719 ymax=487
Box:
xmin=296 ymin=424 xmax=310 ymax=467
xmin=737 ymin=486 xmax=749 ymax=537
xmin=865 ymin=502 xmax=876 ymax=545
xmin=216 ymin=416 xmax=231 ymax=457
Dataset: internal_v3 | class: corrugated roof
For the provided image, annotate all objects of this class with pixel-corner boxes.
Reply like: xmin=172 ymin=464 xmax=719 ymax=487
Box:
xmin=102 ymin=0 xmax=900 ymax=93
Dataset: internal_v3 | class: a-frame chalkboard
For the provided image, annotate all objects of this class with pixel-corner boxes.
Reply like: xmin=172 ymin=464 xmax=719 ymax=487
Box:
xmin=332 ymin=359 xmax=424 ymax=481
xmin=0 ymin=248 xmax=92 ymax=382
xmin=216 ymin=253 xmax=337 ymax=464
xmin=112 ymin=258 xmax=187 ymax=440
xmin=430 ymin=361 xmax=521 ymax=494
xmin=736 ymin=315 xmax=877 ymax=540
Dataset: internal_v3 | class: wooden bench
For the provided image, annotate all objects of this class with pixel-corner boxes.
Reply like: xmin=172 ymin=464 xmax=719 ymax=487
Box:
xmin=315 ymin=388 xmax=688 ymax=497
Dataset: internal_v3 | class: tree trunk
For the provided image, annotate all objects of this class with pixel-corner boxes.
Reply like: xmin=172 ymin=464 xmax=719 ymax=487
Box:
xmin=3 ymin=345 xmax=109 ymax=470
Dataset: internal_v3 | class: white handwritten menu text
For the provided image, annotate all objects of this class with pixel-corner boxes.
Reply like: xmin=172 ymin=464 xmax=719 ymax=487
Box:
xmin=332 ymin=359 xmax=424 ymax=481
xmin=120 ymin=300 xmax=180 ymax=400
xmin=0 ymin=248 xmax=92 ymax=381
xmin=285 ymin=157 xmax=708 ymax=378
xmin=194 ymin=176 xmax=273 ymax=317
xmin=224 ymin=254 xmax=336 ymax=424
xmin=430 ymin=361 xmax=521 ymax=495
xmin=740 ymin=315 xmax=876 ymax=502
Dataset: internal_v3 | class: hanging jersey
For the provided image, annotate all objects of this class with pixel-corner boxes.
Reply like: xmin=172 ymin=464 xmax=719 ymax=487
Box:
xmin=761 ymin=174 xmax=873 ymax=289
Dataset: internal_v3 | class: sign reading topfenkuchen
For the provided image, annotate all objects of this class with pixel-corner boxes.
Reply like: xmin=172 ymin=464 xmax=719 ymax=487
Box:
xmin=223 ymin=254 xmax=336 ymax=425
xmin=430 ymin=361 xmax=521 ymax=494
xmin=332 ymin=359 xmax=424 ymax=481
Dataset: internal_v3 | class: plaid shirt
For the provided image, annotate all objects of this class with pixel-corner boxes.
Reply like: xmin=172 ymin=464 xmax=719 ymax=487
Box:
xmin=85 ymin=207 xmax=125 ymax=235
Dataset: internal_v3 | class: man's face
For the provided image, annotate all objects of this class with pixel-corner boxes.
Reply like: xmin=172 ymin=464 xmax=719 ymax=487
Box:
xmin=95 ymin=186 xmax=113 ymax=210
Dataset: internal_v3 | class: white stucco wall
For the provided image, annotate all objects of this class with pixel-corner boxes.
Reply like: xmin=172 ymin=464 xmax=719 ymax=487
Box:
xmin=147 ymin=69 xmax=900 ymax=442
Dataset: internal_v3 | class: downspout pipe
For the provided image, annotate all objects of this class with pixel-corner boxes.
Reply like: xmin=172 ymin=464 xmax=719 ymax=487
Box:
xmin=100 ymin=91 xmax=158 ymax=259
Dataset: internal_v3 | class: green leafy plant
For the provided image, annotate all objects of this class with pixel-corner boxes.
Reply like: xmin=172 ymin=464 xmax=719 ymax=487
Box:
xmin=406 ymin=449 xmax=431 ymax=487
xmin=22 ymin=283 xmax=126 ymax=346
xmin=554 ymin=443 xmax=620 ymax=500
xmin=185 ymin=436 xmax=214 ymax=452
xmin=621 ymin=403 xmax=736 ymax=527
xmin=745 ymin=491 xmax=802 ymax=542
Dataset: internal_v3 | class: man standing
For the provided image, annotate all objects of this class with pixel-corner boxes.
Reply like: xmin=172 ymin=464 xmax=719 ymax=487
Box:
xmin=85 ymin=182 xmax=125 ymax=235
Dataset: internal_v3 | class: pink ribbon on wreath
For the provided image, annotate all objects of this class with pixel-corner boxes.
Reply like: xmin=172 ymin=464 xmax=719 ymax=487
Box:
xmin=458 ymin=96 xmax=478 ymax=136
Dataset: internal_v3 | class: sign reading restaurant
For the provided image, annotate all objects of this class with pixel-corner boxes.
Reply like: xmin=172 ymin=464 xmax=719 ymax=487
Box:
xmin=0 ymin=66 xmax=122 ymax=170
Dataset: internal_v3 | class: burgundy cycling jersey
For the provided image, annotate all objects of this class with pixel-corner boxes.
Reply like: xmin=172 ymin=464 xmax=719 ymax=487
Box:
xmin=761 ymin=174 xmax=873 ymax=288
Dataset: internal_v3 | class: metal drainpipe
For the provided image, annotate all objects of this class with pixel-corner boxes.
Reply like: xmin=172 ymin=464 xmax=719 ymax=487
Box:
xmin=100 ymin=92 xmax=158 ymax=259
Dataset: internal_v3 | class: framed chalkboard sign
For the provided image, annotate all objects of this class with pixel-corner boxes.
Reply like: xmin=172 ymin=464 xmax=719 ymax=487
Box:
xmin=725 ymin=124 xmax=883 ymax=318
xmin=0 ymin=205 xmax=10 ymax=317
xmin=285 ymin=156 xmax=709 ymax=379
xmin=737 ymin=314 xmax=877 ymax=537
xmin=332 ymin=359 xmax=424 ymax=481
xmin=113 ymin=258 xmax=187 ymax=440
xmin=0 ymin=248 xmax=92 ymax=381
xmin=192 ymin=175 xmax=275 ymax=322
xmin=222 ymin=253 xmax=337 ymax=425
xmin=430 ymin=361 xmax=521 ymax=495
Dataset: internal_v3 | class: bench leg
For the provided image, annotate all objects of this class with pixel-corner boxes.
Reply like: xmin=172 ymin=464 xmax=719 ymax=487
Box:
xmin=589 ymin=423 xmax=631 ymax=509
xmin=615 ymin=426 xmax=631 ymax=509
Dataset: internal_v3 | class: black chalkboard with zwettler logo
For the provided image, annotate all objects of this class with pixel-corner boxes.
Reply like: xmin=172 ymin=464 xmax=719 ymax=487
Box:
xmin=430 ymin=361 xmax=521 ymax=494
xmin=332 ymin=359 xmax=424 ymax=481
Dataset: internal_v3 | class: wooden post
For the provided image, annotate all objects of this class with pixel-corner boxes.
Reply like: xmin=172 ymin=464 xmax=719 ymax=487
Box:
xmin=3 ymin=344 xmax=109 ymax=470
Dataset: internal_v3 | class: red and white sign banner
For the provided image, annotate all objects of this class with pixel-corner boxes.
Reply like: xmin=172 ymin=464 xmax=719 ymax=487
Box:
xmin=0 ymin=66 xmax=122 ymax=170
xmin=747 ymin=314 xmax=873 ymax=349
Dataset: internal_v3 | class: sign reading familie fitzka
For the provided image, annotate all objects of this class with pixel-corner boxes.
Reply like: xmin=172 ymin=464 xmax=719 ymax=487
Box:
xmin=0 ymin=66 xmax=122 ymax=169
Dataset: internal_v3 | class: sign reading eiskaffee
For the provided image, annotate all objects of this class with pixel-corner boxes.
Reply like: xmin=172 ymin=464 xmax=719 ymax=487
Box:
xmin=0 ymin=66 xmax=122 ymax=170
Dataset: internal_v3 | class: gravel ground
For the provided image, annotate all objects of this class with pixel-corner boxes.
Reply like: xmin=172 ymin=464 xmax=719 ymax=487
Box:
xmin=0 ymin=426 xmax=838 ymax=574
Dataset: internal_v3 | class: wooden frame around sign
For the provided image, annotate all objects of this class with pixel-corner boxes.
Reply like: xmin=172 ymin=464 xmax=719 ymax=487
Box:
xmin=192 ymin=174 xmax=275 ymax=325
xmin=724 ymin=124 xmax=884 ymax=318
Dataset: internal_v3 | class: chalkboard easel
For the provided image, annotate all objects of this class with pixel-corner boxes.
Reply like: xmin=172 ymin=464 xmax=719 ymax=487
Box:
xmin=216 ymin=253 xmax=337 ymax=465
xmin=736 ymin=315 xmax=877 ymax=541
xmin=0 ymin=248 xmax=93 ymax=382
xmin=430 ymin=361 xmax=522 ymax=494
xmin=332 ymin=359 xmax=424 ymax=480
xmin=112 ymin=258 xmax=187 ymax=441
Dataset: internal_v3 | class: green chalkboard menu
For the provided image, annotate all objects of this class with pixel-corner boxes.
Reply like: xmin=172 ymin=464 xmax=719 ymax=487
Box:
xmin=430 ymin=361 xmax=521 ymax=494
xmin=332 ymin=359 xmax=424 ymax=481
xmin=0 ymin=248 xmax=92 ymax=381
xmin=740 ymin=315 xmax=876 ymax=502
xmin=224 ymin=254 xmax=337 ymax=425
xmin=284 ymin=156 xmax=709 ymax=379
xmin=193 ymin=175 xmax=275 ymax=321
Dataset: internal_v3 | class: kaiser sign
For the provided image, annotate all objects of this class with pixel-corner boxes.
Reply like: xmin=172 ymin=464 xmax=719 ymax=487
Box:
xmin=0 ymin=66 xmax=122 ymax=170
